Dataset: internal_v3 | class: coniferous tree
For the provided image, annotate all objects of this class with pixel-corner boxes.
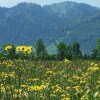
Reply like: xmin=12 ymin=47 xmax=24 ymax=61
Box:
xmin=66 ymin=45 xmax=72 ymax=60
xmin=57 ymin=41 xmax=67 ymax=60
xmin=35 ymin=39 xmax=45 ymax=56
xmin=72 ymin=42 xmax=82 ymax=58
xmin=90 ymin=49 xmax=99 ymax=60
xmin=97 ymin=38 xmax=100 ymax=50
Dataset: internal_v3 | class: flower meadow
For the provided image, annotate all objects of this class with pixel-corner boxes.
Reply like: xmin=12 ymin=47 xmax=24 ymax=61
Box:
xmin=0 ymin=59 xmax=100 ymax=100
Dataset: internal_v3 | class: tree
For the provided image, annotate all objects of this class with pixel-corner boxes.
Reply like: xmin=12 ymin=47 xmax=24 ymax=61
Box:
xmin=3 ymin=44 xmax=16 ymax=59
xmin=35 ymin=39 xmax=46 ymax=57
xmin=90 ymin=49 xmax=99 ymax=60
xmin=90 ymin=38 xmax=100 ymax=60
xmin=83 ymin=53 xmax=89 ymax=60
xmin=66 ymin=45 xmax=72 ymax=60
xmin=57 ymin=41 xmax=67 ymax=60
xmin=97 ymin=38 xmax=100 ymax=50
xmin=39 ymin=50 xmax=49 ymax=60
xmin=72 ymin=42 xmax=82 ymax=58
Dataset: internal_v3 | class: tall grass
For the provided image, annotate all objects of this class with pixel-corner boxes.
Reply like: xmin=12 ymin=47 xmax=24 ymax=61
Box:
xmin=0 ymin=59 xmax=100 ymax=100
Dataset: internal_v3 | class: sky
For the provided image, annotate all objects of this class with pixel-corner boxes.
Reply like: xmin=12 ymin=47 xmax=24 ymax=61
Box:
xmin=0 ymin=0 xmax=100 ymax=8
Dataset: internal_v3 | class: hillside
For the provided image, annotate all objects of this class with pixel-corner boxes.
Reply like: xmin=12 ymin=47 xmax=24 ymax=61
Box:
xmin=0 ymin=1 xmax=100 ymax=53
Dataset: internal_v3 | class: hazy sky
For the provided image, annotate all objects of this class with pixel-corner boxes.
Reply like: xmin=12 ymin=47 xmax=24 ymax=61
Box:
xmin=0 ymin=0 xmax=100 ymax=8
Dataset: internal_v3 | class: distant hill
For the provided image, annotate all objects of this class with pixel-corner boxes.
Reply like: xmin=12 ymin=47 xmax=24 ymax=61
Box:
xmin=0 ymin=1 xmax=100 ymax=54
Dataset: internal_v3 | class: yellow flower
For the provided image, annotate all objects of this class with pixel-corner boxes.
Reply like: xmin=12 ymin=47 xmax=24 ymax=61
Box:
xmin=13 ymin=89 xmax=22 ymax=98
xmin=88 ymin=67 xmax=99 ymax=71
xmin=52 ymin=84 xmax=62 ymax=93
xmin=61 ymin=94 xmax=66 ymax=97
xmin=21 ymin=85 xmax=27 ymax=88
xmin=94 ymin=92 xmax=99 ymax=98
xmin=50 ymin=93 xmax=56 ymax=97
xmin=90 ymin=62 xmax=95 ymax=66
xmin=40 ymin=85 xmax=46 ymax=89
xmin=1 ymin=84 xmax=5 ymax=92
xmin=14 ymin=89 xmax=22 ymax=93
xmin=73 ymin=86 xmax=81 ymax=91
xmin=32 ymin=78 xmax=40 ymax=81
xmin=28 ymin=85 xmax=46 ymax=91
xmin=46 ymin=70 xmax=53 ymax=74
xmin=1 ymin=72 xmax=8 ymax=79
xmin=66 ymin=86 xmax=70 ymax=90
xmin=4 ymin=45 xmax=13 ymax=51
xmin=64 ymin=59 xmax=70 ymax=63
xmin=16 ymin=46 xmax=32 ymax=54
xmin=81 ymin=94 xmax=89 ymax=100
xmin=94 ymin=64 xmax=99 ymax=67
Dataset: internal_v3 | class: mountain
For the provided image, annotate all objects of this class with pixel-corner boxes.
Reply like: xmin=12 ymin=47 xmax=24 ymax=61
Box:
xmin=0 ymin=1 xmax=100 ymax=54
xmin=44 ymin=1 xmax=99 ymax=18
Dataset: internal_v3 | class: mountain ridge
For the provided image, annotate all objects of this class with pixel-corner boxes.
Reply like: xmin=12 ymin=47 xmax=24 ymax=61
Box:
xmin=0 ymin=1 xmax=100 ymax=54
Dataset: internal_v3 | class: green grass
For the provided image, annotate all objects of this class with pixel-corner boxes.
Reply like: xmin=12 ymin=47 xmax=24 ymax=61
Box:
xmin=0 ymin=59 xmax=100 ymax=100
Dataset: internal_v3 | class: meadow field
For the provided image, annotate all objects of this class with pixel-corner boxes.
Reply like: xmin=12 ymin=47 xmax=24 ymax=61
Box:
xmin=0 ymin=59 xmax=100 ymax=100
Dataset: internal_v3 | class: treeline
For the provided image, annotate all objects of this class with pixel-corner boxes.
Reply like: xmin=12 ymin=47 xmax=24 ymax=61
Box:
xmin=0 ymin=38 xmax=100 ymax=60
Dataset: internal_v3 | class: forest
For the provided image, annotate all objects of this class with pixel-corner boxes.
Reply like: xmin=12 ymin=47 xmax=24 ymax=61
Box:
xmin=0 ymin=38 xmax=100 ymax=61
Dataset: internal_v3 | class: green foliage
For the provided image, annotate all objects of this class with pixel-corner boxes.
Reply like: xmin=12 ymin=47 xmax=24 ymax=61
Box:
xmin=0 ymin=52 xmax=7 ymax=60
xmin=90 ymin=49 xmax=99 ymax=60
xmin=35 ymin=39 xmax=46 ymax=56
xmin=57 ymin=41 xmax=67 ymax=60
xmin=38 ymin=50 xmax=48 ymax=60
xmin=0 ymin=59 xmax=100 ymax=100
xmin=57 ymin=42 xmax=82 ymax=60
xmin=72 ymin=42 xmax=82 ymax=59
xmin=16 ymin=52 xmax=34 ymax=60
xmin=2 ymin=37 xmax=100 ymax=60
xmin=83 ymin=53 xmax=89 ymax=60
xmin=66 ymin=46 xmax=73 ymax=60
xmin=97 ymin=38 xmax=100 ymax=50
xmin=3 ymin=44 xmax=16 ymax=59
